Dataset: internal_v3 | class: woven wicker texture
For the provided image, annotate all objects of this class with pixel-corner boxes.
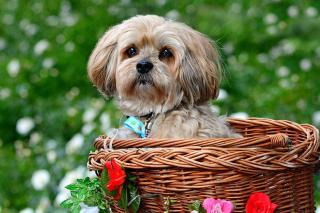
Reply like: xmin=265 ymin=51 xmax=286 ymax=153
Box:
xmin=88 ymin=118 xmax=320 ymax=212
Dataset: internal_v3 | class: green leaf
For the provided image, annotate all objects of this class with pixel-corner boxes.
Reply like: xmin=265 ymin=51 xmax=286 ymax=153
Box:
xmin=62 ymin=177 xmax=112 ymax=213
xmin=110 ymin=189 xmax=117 ymax=197
xmin=65 ymin=184 xmax=79 ymax=191
xmin=101 ymin=168 xmax=109 ymax=194
xmin=70 ymin=190 xmax=79 ymax=198
xmin=60 ymin=199 xmax=74 ymax=209
xmin=188 ymin=200 xmax=206 ymax=213
xmin=118 ymin=185 xmax=128 ymax=210
xmin=127 ymin=171 xmax=136 ymax=182
xmin=71 ymin=205 xmax=81 ymax=213
xmin=83 ymin=177 xmax=90 ymax=184
xmin=76 ymin=178 xmax=85 ymax=184
xmin=78 ymin=190 xmax=87 ymax=201
xmin=127 ymin=182 xmax=140 ymax=213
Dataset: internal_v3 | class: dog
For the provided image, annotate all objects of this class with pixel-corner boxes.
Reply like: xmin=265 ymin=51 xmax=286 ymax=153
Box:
xmin=87 ymin=15 xmax=240 ymax=139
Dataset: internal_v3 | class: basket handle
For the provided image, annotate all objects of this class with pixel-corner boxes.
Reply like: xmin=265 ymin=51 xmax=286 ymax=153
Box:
xmin=267 ymin=133 xmax=292 ymax=149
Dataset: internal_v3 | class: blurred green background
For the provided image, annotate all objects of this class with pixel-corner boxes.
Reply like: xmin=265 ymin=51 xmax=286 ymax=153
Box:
xmin=1 ymin=0 xmax=320 ymax=212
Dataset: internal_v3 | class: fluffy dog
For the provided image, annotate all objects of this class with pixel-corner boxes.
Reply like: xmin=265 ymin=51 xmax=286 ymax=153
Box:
xmin=88 ymin=15 xmax=240 ymax=138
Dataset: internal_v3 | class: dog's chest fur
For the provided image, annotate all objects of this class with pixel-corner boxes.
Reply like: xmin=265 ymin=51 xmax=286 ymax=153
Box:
xmin=148 ymin=104 xmax=239 ymax=138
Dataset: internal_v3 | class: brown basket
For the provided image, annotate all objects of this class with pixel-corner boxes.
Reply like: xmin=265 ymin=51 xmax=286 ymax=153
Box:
xmin=87 ymin=118 xmax=320 ymax=213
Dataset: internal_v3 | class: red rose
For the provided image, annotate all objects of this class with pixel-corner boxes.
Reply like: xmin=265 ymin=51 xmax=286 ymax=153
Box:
xmin=246 ymin=192 xmax=277 ymax=213
xmin=105 ymin=159 xmax=126 ymax=200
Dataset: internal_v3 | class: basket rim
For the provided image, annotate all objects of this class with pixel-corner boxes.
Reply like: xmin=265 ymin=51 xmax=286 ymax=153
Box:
xmin=88 ymin=117 xmax=320 ymax=174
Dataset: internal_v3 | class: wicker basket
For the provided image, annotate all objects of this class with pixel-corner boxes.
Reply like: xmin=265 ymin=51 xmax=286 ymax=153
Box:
xmin=88 ymin=118 xmax=320 ymax=213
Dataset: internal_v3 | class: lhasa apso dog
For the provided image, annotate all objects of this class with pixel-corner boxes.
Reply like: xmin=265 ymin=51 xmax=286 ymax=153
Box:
xmin=88 ymin=15 xmax=240 ymax=138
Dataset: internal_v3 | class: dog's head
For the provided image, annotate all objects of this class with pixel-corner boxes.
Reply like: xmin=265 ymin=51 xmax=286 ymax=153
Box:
xmin=88 ymin=15 xmax=221 ymax=116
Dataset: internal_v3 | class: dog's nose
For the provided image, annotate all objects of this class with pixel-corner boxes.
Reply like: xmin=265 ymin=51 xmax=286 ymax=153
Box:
xmin=136 ymin=60 xmax=153 ymax=74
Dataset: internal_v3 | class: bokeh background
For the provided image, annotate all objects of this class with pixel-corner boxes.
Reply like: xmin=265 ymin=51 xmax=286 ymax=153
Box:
xmin=1 ymin=0 xmax=320 ymax=212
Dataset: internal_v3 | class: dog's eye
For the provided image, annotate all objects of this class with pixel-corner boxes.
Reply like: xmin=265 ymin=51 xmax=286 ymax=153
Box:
xmin=126 ymin=47 xmax=137 ymax=57
xmin=159 ymin=48 xmax=173 ymax=59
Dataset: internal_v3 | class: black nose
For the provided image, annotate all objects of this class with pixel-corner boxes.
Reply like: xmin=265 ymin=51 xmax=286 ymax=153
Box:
xmin=136 ymin=60 xmax=153 ymax=74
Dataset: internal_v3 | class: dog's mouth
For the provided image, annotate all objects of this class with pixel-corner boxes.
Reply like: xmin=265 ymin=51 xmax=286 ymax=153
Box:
xmin=136 ymin=74 xmax=153 ymax=86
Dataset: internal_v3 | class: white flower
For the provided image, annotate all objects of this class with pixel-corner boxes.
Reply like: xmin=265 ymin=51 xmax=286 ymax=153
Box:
xmin=87 ymin=170 xmax=97 ymax=179
xmin=0 ymin=88 xmax=11 ymax=99
xmin=16 ymin=117 xmax=35 ymax=135
xmin=35 ymin=197 xmax=50 ymax=213
xmin=100 ymin=113 xmax=111 ymax=132
xmin=287 ymin=6 xmax=299 ymax=17
xmin=299 ymin=58 xmax=312 ymax=71
xmin=18 ymin=86 xmax=29 ymax=98
xmin=120 ymin=0 xmax=131 ymax=5
xmin=107 ymin=5 xmax=120 ymax=15
xmin=3 ymin=14 xmax=14 ymax=25
xmin=270 ymin=46 xmax=281 ymax=58
xmin=7 ymin=59 xmax=20 ymax=77
xmin=55 ymin=191 xmax=70 ymax=206
xmin=29 ymin=132 xmax=42 ymax=145
xmin=67 ymin=107 xmax=78 ymax=117
xmin=58 ymin=166 xmax=87 ymax=191
xmin=42 ymin=58 xmax=55 ymax=69
xmin=0 ymin=37 xmax=7 ymax=50
xmin=62 ymin=15 xmax=78 ymax=26
xmin=31 ymin=170 xmax=50 ymax=190
xmin=20 ymin=208 xmax=34 ymax=213
xmin=223 ymin=42 xmax=234 ymax=55
xmin=82 ymin=123 xmax=95 ymax=135
xmin=210 ymin=105 xmax=220 ymax=114
xmin=65 ymin=42 xmax=75 ymax=52
xmin=277 ymin=66 xmax=290 ymax=77
xmin=46 ymin=16 xmax=59 ymax=26
xmin=65 ymin=133 xmax=84 ymax=154
xmin=46 ymin=139 xmax=57 ymax=150
xmin=257 ymin=53 xmax=269 ymax=64
xmin=266 ymin=26 xmax=277 ymax=35
xmin=156 ymin=0 xmax=166 ymax=6
xmin=316 ymin=205 xmax=320 ymax=213
xmin=47 ymin=150 xmax=57 ymax=163
xmin=279 ymin=79 xmax=291 ymax=89
xmin=217 ymin=89 xmax=228 ymax=101
xmin=296 ymin=99 xmax=306 ymax=109
xmin=230 ymin=3 xmax=241 ymax=14
xmin=83 ymin=108 xmax=97 ymax=123
xmin=264 ymin=13 xmax=278 ymax=24
xmin=34 ymin=40 xmax=49 ymax=55
xmin=190 ymin=211 xmax=199 ymax=213
xmin=312 ymin=111 xmax=320 ymax=126
xmin=166 ymin=10 xmax=179 ymax=20
xmin=80 ymin=203 xmax=99 ymax=213
xmin=305 ymin=7 xmax=318 ymax=17
xmin=92 ymin=99 xmax=104 ymax=109
xmin=281 ymin=40 xmax=295 ymax=55
xmin=66 ymin=87 xmax=80 ymax=100
xmin=230 ymin=112 xmax=249 ymax=119
xmin=25 ymin=24 xmax=38 ymax=36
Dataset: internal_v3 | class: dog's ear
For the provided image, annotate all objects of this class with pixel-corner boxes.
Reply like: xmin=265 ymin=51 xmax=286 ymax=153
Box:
xmin=87 ymin=26 xmax=120 ymax=97
xmin=177 ymin=26 xmax=221 ymax=104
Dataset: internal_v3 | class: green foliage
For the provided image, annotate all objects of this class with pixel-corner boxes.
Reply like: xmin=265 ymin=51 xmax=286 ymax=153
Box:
xmin=0 ymin=0 xmax=319 ymax=212
xmin=60 ymin=177 xmax=110 ymax=213
xmin=100 ymin=167 xmax=140 ymax=213
xmin=61 ymin=165 xmax=140 ymax=212
xmin=188 ymin=200 xmax=206 ymax=213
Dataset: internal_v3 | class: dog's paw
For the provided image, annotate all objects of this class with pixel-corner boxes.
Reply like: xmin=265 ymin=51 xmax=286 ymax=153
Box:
xmin=107 ymin=127 xmax=139 ymax=139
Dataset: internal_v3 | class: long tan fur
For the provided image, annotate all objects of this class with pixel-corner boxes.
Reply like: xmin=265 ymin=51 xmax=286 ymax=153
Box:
xmin=88 ymin=15 xmax=240 ymax=138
